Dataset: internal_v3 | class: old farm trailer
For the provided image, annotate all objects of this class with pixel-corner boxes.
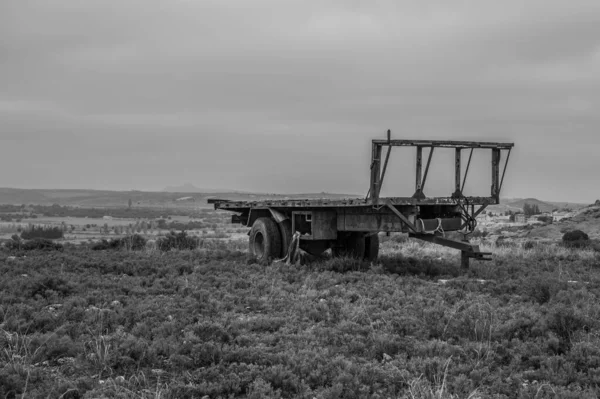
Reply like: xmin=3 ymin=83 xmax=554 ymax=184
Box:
xmin=210 ymin=131 xmax=513 ymax=267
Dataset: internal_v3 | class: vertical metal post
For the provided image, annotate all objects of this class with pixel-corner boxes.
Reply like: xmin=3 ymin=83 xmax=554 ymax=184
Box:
xmin=377 ymin=145 xmax=392 ymax=198
xmin=491 ymin=149 xmax=501 ymax=202
xmin=414 ymin=146 xmax=423 ymax=198
xmin=370 ymin=144 xmax=382 ymax=203
xmin=461 ymin=251 xmax=470 ymax=269
xmin=370 ymin=143 xmax=377 ymax=201
xmin=453 ymin=148 xmax=461 ymax=198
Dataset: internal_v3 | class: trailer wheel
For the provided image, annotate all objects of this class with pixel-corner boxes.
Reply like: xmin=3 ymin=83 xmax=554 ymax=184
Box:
xmin=278 ymin=219 xmax=293 ymax=258
xmin=332 ymin=233 xmax=365 ymax=258
xmin=364 ymin=233 xmax=379 ymax=261
xmin=249 ymin=218 xmax=282 ymax=262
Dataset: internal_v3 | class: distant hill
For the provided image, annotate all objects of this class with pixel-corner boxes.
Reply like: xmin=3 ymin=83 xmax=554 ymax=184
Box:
xmin=504 ymin=198 xmax=587 ymax=213
xmin=525 ymin=204 xmax=600 ymax=240
xmin=0 ymin=187 xmax=215 ymax=208
xmin=0 ymin=187 xmax=358 ymax=209
xmin=505 ymin=198 xmax=556 ymax=213
xmin=162 ymin=183 xmax=244 ymax=193
xmin=487 ymin=197 xmax=588 ymax=214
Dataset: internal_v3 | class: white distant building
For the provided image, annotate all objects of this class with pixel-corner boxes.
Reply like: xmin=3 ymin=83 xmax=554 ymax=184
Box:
xmin=103 ymin=216 xmax=113 ymax=220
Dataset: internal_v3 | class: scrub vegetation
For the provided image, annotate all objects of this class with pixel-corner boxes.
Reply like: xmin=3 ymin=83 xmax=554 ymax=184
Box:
xmin=1 ymin=214 xmax=600 ymax=398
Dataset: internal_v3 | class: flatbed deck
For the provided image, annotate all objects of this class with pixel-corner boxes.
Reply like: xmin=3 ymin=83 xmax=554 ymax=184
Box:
xmin=210 ymin=195 xmax=495 ymax=211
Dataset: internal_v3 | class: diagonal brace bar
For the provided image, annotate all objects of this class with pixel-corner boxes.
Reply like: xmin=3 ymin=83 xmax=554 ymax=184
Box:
xmin=377 ymin=145 xmax=392 ymax=198
xmin=385 ymin=201 xmax=419 ymax=233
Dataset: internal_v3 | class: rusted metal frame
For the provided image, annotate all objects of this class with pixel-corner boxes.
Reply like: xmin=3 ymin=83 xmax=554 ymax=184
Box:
xmin=473 ymin=203 xmax=489 ymax=219
xmin=461 ymin=148 xmax=474 ymax=193
xmin=369 ymin=143 xmax=383 ymax=203
xmin=421 ymin=147 xmax=434 ymax=193
xmin=368 ymin=143 xmax=376 ymax=200
xmin=413 ymin=146 xmax=434 ymax=199
xmin=385 ymin=201 xmax=419 ymax=233
xmin=409 ymin=233 xmax=492 ymax=258
xmin=418 ymin=217 xmax=463 ymax=232
xmin=410 ymin=233 xmax=475 ymax=251
xmin=214 ymin=196 xmax=497 ymax=211
xmin=498 ymin=148 xmax=512 ymax=196
xmin=491 ymin=149 xmax=501 ymax=202
xmin=459 ymin=202 xmax=489 ymax=230
xmin=452 ymin=148 xmax=462 ymax=198
xmin=456 ymin=199 xmax=472 ymax=231
xmin=414 ymin=146 xmax=423 ymax=198
xmin=376 ymin=144 xmax=393 ymax=198
xmin=372 ymin=139 xmax=514 ymax=150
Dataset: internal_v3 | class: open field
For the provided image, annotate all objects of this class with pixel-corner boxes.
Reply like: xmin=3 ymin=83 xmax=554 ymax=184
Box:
xmin=0 ymin=209 xmax=246 ymax=245
xmin=2 ymin=219 xmax=600 ymax=398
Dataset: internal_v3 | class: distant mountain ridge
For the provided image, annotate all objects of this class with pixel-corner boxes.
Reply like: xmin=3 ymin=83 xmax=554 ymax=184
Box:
xmin=161 ymin=183 xmax=245 ymax=193
xmin=0 ymin=187 xmax=357 ymax=209
xmin=505 ymin=198 xmax=555 ymax=213
xmin=500 ymin=198 xmax=587 ymax=213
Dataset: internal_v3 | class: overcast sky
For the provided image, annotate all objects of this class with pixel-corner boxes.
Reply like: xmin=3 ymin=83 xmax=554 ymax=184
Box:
xmin=1 ymin=0 xmax=599 ymax=202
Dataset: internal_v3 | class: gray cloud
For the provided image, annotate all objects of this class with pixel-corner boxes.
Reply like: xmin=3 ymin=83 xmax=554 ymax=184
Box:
xmin=1 ymin=0 xmax=599 ymax=201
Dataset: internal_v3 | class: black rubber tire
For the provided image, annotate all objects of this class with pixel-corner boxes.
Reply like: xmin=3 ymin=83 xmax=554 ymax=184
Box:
xmin=364 ymin=233 xmax=379 ymax=261
xmin=249 ymin=218 xmax=282 ymax=262
xmin=278 ymin=219 xmax=293 ymax=258
xmin=332 ymin=233 xmax=365 ymax=258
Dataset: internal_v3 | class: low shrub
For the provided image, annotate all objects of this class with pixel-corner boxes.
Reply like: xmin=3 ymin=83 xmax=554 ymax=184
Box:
xmin=320 ymin=257 xmax=370 ymax=273
xmin=523 ymin=240 xmax=538 ymax=250
xmin=5 ymin=238 xmax=63 ymax=251
xmin=496 ymin=237 xmax=517 ymax=248
xmin=561 ymin=239 xmax=600 ymax=252
xmin=92 ymin=234 xmax=147 ymax=251
xmin=563 ymin=230 xmax=589 ymax=242
xmin=21 ymin=225 xmax=64 ymax=240
xmin=157 ymin=231 xmax=199 ymax=251
xmin=537 ymin=216 xmax=553 ymax=224
xmin=563 ymin=240 xmax=591 ymax=250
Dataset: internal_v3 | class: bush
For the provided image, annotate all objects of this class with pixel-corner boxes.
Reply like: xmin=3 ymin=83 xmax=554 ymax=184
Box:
xmin=91 ymin=234 xmax=147 ymax=251
xmin=537 ymin=216 xmax=552 ymax=224
xmin=496 ymin=237 xmax=516 ymax=248
xmin=5 ymin=238 xmax=63 ymax=251
xmin=563 ymin=230 xmax=589 ymax=242
xmin=562 ymin=240 xmax=600 ymax=251
xmin=21 ymin=225 xmax=64 ymax=240
xmin=157 ymin=231 xmax=199 ymax=251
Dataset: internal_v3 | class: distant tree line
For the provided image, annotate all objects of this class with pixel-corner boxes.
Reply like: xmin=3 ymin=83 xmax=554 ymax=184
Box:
xmin=22 ymin=204 xmax=193 ymax=219
xmin=21 ymin=225 xmax=64 ymax=240
xmin=523 ymin=203 xmax=542 ymax=217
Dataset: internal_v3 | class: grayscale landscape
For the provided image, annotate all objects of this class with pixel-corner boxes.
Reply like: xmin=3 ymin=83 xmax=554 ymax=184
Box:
xmin=1 ymin=1 xmax=600 ymax=398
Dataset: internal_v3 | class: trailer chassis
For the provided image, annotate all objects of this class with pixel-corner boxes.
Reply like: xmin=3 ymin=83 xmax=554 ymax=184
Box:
xmin=210 ymin=130 xmax=513 ymax=267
